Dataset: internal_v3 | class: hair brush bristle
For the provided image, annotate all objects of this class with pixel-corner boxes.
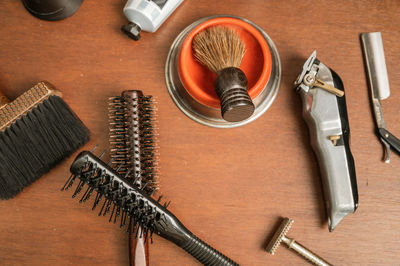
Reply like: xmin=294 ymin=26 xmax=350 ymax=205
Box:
xmin=108 ymin=91 xmax=158 ymax=195
xmin=192 ymin=26 xmax=246 ymax=73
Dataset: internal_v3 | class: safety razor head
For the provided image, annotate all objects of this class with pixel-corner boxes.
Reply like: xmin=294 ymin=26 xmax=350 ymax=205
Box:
xmin=266 ymin=217 xmax=293 ymax=255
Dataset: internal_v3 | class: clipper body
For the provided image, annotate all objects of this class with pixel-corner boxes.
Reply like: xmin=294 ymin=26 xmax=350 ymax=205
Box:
xmin=294 ymin=51 xmax=358 ymax=231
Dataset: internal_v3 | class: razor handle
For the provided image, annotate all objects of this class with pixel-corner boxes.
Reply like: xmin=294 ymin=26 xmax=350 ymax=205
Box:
xmin=299 ymin=63 xmax=358 ymax=231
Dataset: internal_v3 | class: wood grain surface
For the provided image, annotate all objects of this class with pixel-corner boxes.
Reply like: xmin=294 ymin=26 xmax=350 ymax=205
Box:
xmin=1 ymin=0 xmax=400 ymax=265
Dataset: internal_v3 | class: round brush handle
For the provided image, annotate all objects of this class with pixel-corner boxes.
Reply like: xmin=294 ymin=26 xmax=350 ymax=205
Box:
xmin=0 ymin=90 xmax=10 ymax=108
xmin=129 ymin=226 xmax=149 ymax=266
xmin=215 ymin=67 xmax=255 ymax=122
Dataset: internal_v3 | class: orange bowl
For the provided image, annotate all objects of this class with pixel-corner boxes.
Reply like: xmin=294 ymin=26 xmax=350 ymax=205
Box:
xmin=178 ymin=17 xmax=272 ymax=108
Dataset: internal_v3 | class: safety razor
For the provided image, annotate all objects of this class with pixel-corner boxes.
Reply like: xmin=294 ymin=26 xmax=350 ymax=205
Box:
xmin=294 ymin=51 xmax=358 ymax=231
xmin=266 ymin=218 xmax=332 ymax=266
xmin=361 ymin=32 xmax=400 ymax=163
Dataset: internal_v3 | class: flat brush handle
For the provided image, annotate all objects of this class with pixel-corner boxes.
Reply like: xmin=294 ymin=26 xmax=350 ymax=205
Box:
xmin=215 ymin=67 xmax=255 ymax=122
xmin=182 ymin=234 xmax=239 ymax=266
xmin=0 ymin=90 xmax=10 ymax=108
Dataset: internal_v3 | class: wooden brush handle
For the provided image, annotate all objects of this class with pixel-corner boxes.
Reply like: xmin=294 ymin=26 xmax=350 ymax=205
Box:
xmin=129 ymin=224 xmax=149 ymax=266
xmin=215 ymin=67 xmax=255 ymax=122
xmin=0 ymin=90 xmax=10 ymax=108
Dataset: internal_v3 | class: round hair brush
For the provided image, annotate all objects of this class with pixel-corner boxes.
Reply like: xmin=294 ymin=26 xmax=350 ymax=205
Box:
xmin=109 ymin=90 xmax=158 ymax=266
xmin=193 ymin=26 xmax=255 ymax=122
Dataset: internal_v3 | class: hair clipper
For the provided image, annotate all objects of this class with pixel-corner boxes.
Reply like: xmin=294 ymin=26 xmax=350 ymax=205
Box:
xmin=294 ymin=51 xmax=358 ymax=231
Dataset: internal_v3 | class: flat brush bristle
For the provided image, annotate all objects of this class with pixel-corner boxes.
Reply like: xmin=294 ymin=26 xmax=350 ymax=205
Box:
xmin=192 ymin=26 xmax=245 ymax=73
xmin=108 ymin=91 xmax=158 ymax=195
xmin=0 ymin=82 xmax=89 ymax=200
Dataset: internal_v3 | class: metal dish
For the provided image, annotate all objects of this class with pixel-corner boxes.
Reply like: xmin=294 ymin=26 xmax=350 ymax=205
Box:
xmin=165 ymin=15 xmax=281 ymax=128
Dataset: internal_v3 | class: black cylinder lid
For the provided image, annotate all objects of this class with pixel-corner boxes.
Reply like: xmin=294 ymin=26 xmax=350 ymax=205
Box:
xmin=21 ymin=0 xmax=83 ymax=21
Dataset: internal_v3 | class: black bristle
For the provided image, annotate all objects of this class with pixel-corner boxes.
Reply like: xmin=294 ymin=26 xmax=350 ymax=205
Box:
xmin=61 ymin=174 xmax=74 ymax=191
xmin=72 ymin=180 xmax=84 ymax=198
xmin=0 ymin=95 xmax=89 ymax=200
xmin=157 ymin=195 xmax=163 ymax=203
xmin=104 ymin=200 xmax=112 ymax=215
xmin=92 ymin=192 xmax=102 ymax=210
xmin=65 ymin=151 xmax=165 ymax=235
xmin=149 ymin=230 xmax=153 ymax=244
xmin=99 ymin=199 xmax=108 ymax=216
xmin=114 ymin=206 xmax=120 ymax=224
xmin=90 ymin=145 xmax=98 ymax=153
xmin=79 ymin=186 xmax=91 ymax=203
xmin=109 ymin=203 xmax=116 ymax=221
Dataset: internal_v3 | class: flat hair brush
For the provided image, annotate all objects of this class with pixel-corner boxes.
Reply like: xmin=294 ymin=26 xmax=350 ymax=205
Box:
xmin=0 ymin=81 xmax=89 ymax=199
xmin=62 ymin=151 xmax=238 ymax=266
xmin=109 ymin=90 xmax=158 ymax=266
xmin=193 ymin=26 xmax=255 ymax=122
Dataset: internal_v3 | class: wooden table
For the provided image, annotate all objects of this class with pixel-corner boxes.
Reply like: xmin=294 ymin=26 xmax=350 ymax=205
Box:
xmin=1 ymin=1 xmax=399 ymax=265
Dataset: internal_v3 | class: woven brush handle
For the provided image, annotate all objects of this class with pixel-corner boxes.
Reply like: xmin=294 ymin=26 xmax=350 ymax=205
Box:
xmin=182 ymin=234 xmax=239 ymax=266
xmin=0 ymin=90 xmax=10 ymax=108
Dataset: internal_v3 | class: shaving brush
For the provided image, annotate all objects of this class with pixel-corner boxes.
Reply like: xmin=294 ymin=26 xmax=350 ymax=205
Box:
xmin=193 ymin=26 xmax=255 ymax=122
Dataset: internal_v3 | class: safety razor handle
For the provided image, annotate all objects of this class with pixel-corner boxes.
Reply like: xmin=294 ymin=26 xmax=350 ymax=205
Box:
xmin=299 ymin=65 xmax=357 ymax=231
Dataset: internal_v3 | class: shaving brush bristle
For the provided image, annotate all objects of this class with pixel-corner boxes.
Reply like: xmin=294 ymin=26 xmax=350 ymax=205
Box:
xmin=192 ymin=26 xmax=255 ymax=122
xmin=193 ymin=26 xmax=246 ymax=73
